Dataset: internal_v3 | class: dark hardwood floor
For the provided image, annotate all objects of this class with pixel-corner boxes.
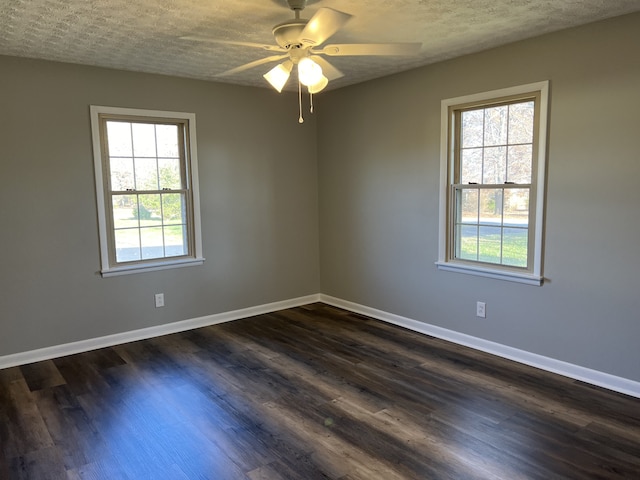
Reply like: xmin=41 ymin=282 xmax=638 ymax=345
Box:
xmin=1 ymin=303 xmax=639 ymax=479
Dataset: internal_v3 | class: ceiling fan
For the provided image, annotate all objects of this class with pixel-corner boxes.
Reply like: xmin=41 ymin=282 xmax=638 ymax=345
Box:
xmin=182 ymin=0 xmax=421 ymax=121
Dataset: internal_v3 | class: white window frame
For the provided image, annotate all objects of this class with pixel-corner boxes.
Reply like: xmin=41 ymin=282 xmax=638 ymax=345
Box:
xmin=90 ymin=106 xmax=204 ymax=277
xmin=436 ymin=81 xmax=549 ymax=286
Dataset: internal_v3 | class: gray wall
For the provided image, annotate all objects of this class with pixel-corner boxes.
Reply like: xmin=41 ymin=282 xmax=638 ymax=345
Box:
xmin=2 ymin=12 xmax=639 ymax=384
xmin=318 ymin=13 xmax=640 ymax=381
xmin=0 ymin=56 xmax=320 ymax=356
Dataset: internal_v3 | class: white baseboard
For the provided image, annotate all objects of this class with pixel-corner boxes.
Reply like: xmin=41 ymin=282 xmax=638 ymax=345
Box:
xmin=320 ymin=294 xmax=640 ymax=399
xmin=0 ymin=294 xmax=321 ymax=370
xmin=3 ymin=292 xmax=638 ymax=399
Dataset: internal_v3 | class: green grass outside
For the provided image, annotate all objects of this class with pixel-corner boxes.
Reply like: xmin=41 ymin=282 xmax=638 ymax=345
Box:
xmin=459 ymin=228 xmax=528 ymax=267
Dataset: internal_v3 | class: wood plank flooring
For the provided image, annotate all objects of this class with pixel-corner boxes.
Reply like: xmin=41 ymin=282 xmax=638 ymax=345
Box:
xmin=1 ymin=303 xmax=639 ymax=479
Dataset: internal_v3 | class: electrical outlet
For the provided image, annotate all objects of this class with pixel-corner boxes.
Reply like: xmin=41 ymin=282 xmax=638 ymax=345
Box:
xmin=476 ymin=301 xmax=486 ymax=318
xmin=155 ymin=293 xmax=165 ymax=308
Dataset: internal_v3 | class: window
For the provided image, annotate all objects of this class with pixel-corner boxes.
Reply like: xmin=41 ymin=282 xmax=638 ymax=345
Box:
xmin=437 ymin=82 xmax=549 ymax=285
xmin=90 ymin=106 xmax=204 ymax=277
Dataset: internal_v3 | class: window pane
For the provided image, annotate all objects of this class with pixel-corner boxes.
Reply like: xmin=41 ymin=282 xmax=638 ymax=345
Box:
xmin=504 ymin=189 xmax=530 ymax=227
xmin=134 ymin=157 xmax=159 ymax=191
xmin=114 ymin=229 xmax=140 ymax=262
xmin=156 ymin=124 xmax=180 ymax=157
xmin=502 ymin=227 xmax=528 ymax=267
xmin=158 ymin=158 xmax=182 ymax=190
xmin=132 ymin=123 xmax=157 ymax=157
xmin=456 ymin=224 xmax=478 ymax=261
xmin=508 ymin=101 xmax=534 ymax=144
xmin=484 ymin=106 xmax=508 ymax=146
xmin=109 ymin=157 xmax=135 ymax=191
xmin=106 ymin=121 xmax=132 ymax=157
xmin=460 ymin=189 xmax=478 ymax=224
xmin=478 ymin=226 xmax=502 ymax=264
xmin=164 ymin=225 xmax=187 ymax=257
xmin=507 ymin=145 xmax=532 ymax=184
xmin=461 ymin=148 xmax=482 ymax=184
xmin=482 ymin=146 xmax=506 ymax=184
xmin=479 ymin=189 xmax=503 ymax=224
xmin=461 ymin=109 xmax=483 ymax=148
xmin=140 ymin=227 xmax=164 ymax=259
xmin=162 ymin=193 xmax=185 ymax=224
xmin=112 ymin=195 xmax=139 ymax=229
xmin=138 ymin=194 xmax=162 ymax=226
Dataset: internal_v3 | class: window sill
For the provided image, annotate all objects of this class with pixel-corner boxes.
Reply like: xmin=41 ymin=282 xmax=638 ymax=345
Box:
xmin=435 ymin=261 xmax=543 ymax=286
xmin=101 ymin=258 xmax=205 ymax=278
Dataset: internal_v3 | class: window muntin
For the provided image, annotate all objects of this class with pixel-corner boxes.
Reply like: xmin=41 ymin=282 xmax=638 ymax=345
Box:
xmin=437 ymin=82 xmax=548 ymax=285
xmin=91 ymin=107 xmax=204 ymax=277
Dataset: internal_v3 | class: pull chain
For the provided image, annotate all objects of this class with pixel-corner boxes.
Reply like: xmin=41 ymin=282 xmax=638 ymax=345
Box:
xmin=298 ymin=79 xmax=304 ymax=124
xmin=310 ymin=93 xmax=314 ymax=113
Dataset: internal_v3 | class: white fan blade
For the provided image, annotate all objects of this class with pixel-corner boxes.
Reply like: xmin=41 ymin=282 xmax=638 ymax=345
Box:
xmin=319 ymin=43 xmax=422 ymax=56
xmin=298 ymin=8 xmax=352 ymax=47
xmin=217 ymin=54 xmax=289 ymax=77
xmin=180 ymin=36 xmax=286 ymax=53
xmin=310 ymin=56 xmax=344 ymax=81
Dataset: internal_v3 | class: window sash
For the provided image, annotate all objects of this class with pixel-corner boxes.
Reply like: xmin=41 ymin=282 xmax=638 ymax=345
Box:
xmin=451 ymin=184 xmax=533 ymax=271
xmin=108 ymin=190 xmax=193 ymax=266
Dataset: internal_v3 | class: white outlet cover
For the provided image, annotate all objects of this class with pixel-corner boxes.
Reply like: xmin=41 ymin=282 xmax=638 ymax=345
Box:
xmin=155 ymin=293 xmax=165 ymax=308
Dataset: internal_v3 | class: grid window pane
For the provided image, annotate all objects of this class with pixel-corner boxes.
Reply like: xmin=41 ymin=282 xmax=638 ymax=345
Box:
xmin=112 ymin=195 xmax=139 ymax=229
xmin=106 ymin=122 xmax=132 ymax=156
xmin=109 ymin=157 xmax=135 ymax=191
xmin=479 ymin=189 xmax=503 ymax=224
xmin=162 ymin=193 xmax=185 ymax=224
xmin=461 ymin=109 xmax=484 ymax=148
xmin=158 ymin=157 xmax=182 ymax=190
xmin=140 ymin=227 xmax=164 ymax=259
xmin=164 ymin=225 xmax=187 ymax=257
xmin=456 ymin=224 xmax=478 ymax=261
xmin=138 ymin=194 xmax=162 ymax=227
xmin=482 ymin=146 xmax=507 ymax=184
xmin=461 ymin=148 xmax=482 ymax=184
xmin=502 ymin=227 xmax=528 ymax=267
xmin=460 ymin=189 xmax=478 ymax=224
xmin=132 ymin=123 xmax=157 ymax=157
xmin=114 ymin=229 xmax=141 ymax=262
xmin=478 ymin=226 xmax=502 ymax=264
xmin=156 ymin=124 xmax=180 ymax=157
xmin=508 ymin=101 xmax=535 ymax=144
xmin=504 ymin=189 xmax=529 ymax=227
xmin=507 ymin=145 xmax=532 ymax=184
xmin=484 ymin=106 xmax=508 ymax=146
xmin=134 ymin=157 xmax=159 ymax=191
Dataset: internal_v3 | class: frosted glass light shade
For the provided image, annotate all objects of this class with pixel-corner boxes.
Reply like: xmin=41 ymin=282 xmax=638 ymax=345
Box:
xmin=308 ymin=75 xmax=328 ymax=94
xmin=264 ymin=61 xmax=293 ymax=92
xmin=298 ymin=58 xmax=323 ymax=87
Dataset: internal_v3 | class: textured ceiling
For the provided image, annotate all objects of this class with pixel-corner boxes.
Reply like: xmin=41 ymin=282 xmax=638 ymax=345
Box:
xmin=1 ymin=0 xmax=639 ymax=91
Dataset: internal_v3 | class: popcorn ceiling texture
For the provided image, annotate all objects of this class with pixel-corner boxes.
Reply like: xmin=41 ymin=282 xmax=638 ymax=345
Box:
xmin=1 ymin=0 xmax=639 ymax=91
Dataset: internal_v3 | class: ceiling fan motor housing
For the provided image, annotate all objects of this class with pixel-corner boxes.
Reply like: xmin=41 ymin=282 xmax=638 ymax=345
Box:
xmin=272 ymin=20 xmax=307 ymax=49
